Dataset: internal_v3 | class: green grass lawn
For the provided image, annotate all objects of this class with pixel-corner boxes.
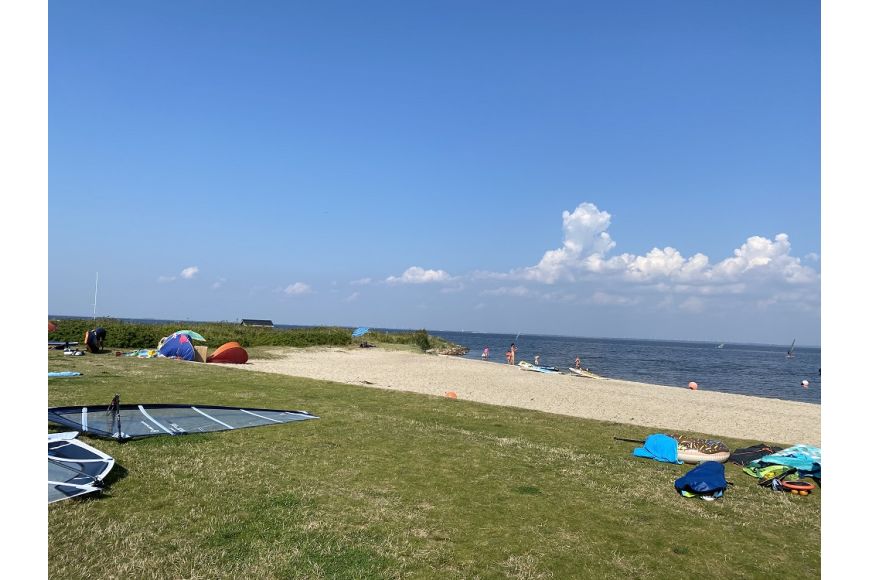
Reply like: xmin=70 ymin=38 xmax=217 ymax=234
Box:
xmin=48 ymin=349 xmax=820 ymax=579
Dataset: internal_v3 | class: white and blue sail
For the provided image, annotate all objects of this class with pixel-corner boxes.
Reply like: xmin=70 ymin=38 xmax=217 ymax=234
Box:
xmin=48 ymin=432 xmax=115 ymax=504
xmin=49 ymin=402 xmax=319 ymax=442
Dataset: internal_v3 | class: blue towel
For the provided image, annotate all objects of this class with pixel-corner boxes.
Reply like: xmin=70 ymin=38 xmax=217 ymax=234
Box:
xmin=48 ymin=371 xmax=81 ymax=378
xmin=633 ymin=434 xmax=682 ymax=464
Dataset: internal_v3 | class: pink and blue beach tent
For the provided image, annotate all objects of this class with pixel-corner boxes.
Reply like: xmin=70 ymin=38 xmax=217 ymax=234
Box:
xmin=157 ymin=332 xmax=196 ymax=360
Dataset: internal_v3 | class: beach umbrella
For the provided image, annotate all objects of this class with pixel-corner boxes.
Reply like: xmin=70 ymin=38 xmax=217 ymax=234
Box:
xmin=48 ymin=321 xmax=57 ymax=332
xmin=351 ymin=327 xmax=370 ymax=338
xmin=176 ymin=330 xmax=206 ymax=341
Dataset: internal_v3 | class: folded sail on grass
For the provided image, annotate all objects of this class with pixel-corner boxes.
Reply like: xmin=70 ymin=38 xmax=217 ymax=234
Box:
xmin=48 ymin=404 xmax=319 ymax=442
xmin=48 ymin=433 xmax=115 ymax=504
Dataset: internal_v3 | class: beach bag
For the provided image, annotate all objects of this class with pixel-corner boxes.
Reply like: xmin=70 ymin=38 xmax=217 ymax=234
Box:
xmin=674 ymin=461 xmax=728 ymax=500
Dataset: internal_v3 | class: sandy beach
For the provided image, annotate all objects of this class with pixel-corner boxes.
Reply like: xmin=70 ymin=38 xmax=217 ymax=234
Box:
xmin=235 ymin=347 xmax=820 ymax=446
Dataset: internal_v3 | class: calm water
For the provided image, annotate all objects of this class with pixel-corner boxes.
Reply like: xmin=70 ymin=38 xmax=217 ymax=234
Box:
xmin=428 ymin=331 xmax=821 ymax=405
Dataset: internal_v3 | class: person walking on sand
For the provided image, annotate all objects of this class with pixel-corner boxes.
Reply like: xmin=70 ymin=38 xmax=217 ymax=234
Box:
xmin=509 ymin=343 xmax=517 ymax=365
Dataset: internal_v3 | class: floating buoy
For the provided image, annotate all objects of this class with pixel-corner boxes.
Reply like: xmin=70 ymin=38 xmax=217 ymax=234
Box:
xmin=688 ymin=381 xmax=698 ymax=390
xmin=445 ymin=391 xmax=457 ymax=399
xmin=801 ymin=380 xmax=809 ymax=388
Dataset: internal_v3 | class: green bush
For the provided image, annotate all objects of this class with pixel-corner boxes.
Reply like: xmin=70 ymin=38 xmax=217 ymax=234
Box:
xmin=48 ymin=319 xmax=454 ymax=352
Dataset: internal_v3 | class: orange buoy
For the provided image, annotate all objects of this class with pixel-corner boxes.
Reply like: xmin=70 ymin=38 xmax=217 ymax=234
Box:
xmin=688 ymin=381 xmax=698 ymax=390
xmin=445 ymin=391 xmax=457 ymax=399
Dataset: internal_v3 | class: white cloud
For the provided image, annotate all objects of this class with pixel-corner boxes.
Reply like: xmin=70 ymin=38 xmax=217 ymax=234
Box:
xmin=180 ymin=266 xmax=199 ymax=279
xmin=507 ymin=203 xmax=818 ymax=295
xmin=157 ymin=275 xmax=176 ymax=283
xmin=284 ymin=282 xmax=312 ymax=296
xmin=344 ymin=292 xmax=360 ymax=302
xmin=481 ymin=286 xmax=532 ymax=297
xmin=386 ymin=266 xmax=453 ymax=285
xmin=351 ymin=277 xmax=372 ymax=286
xmin=516 ymin=203 xmax=616 ymax=283
xmin=212 ymin=277 xmax=226 ymax=290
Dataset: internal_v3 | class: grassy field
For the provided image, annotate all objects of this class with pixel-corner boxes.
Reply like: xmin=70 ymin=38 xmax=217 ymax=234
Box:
xmin=48 ymin=349 xmax=820 ymax=579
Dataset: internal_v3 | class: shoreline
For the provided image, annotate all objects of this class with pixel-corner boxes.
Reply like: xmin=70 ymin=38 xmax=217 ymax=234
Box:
xmin=233 ymin=347 xmax=820 ymax=446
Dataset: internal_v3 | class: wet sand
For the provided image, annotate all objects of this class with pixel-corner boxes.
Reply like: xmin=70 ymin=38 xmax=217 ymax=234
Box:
xmin=234 ymin=347 xmax=820 ymax=446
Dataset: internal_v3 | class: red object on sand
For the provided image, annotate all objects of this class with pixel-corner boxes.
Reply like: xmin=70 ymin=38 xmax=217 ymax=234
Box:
xmin=207 ymin=341 xmax=249 ymax=364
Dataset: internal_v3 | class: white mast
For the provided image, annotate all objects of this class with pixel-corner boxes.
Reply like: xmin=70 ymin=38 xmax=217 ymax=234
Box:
xmin=93 ymin=272 xmax=99 ymax=320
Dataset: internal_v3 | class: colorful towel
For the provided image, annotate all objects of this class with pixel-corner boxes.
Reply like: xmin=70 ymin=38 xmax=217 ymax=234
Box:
xmin=745 ymin=444 xmax=821 ymax=479
xmin=48 ymin=371 xmax=81 ymax=378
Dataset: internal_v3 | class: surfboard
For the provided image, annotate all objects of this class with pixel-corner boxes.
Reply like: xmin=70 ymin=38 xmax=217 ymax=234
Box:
xmin=567 ymin=367 xmax=604 ymax=379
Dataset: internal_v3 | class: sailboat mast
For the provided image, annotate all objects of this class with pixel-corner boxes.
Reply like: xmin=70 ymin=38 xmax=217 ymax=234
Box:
xmin=92 ymin=272 xmax=99 ymax=320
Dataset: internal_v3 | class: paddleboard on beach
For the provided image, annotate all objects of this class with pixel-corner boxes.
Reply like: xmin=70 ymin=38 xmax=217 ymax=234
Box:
xmin=518 ymin=361 xmax=559 ymax=374
xmin=568 ymin=367 xmax=605 ymax=379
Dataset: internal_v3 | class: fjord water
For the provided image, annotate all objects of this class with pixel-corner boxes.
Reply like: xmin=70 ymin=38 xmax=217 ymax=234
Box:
xmin=430 ymin=331 xmax=821 ymax=404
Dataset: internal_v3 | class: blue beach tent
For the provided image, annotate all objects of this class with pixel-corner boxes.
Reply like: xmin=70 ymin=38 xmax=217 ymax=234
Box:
xmin=351 ymin=327 xmax=370 ymax=338
xmin=157 ymin=332 xmax=196 ymax=360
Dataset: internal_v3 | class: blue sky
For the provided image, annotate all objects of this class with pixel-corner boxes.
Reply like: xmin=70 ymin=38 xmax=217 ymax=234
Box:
xmin=47 ymin=0 xmax=821 ymax=345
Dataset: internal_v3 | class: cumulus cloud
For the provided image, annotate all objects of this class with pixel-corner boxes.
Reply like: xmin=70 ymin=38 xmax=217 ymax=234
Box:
xmin=180 ymin=266 xmax=199 ymax=279
xmin=515 ymin=203 xmax=616 ymax=283
xmin=386 ymin=266 xmax=453 ymax=285
xmin=507 ymin=203 xmax=818 ymax=295
xmin=284 ymin=282 xmax=312 ymax=296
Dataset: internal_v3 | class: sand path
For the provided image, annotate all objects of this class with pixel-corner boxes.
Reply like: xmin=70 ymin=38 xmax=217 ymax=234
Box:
xmin=235 ymin=347 xmax=820 ymax=446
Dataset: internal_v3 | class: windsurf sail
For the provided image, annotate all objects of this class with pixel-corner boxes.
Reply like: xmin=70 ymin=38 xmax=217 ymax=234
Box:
xmin=786 ymin=339 xmax=796 ymax=358
xmin=48 ymin=432 xmax=115 ymax=504
xmin=48 ymin=400 xmax=319 ymax=441
xmin=351 ymin=327 xmax=370 ymax=338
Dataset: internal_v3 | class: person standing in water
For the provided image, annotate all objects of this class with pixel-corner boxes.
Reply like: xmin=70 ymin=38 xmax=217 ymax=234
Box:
xmin=482 ymin=346 xmax=490 ymax=359
xmin=534 ymin=354 xmax=540 ymax=366
xmin=575 ymin=356 xmax=582 ymax=369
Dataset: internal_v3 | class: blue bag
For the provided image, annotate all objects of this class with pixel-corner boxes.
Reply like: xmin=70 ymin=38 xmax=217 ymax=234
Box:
xmin=674 ymin=461 xmax=728 ymax=499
